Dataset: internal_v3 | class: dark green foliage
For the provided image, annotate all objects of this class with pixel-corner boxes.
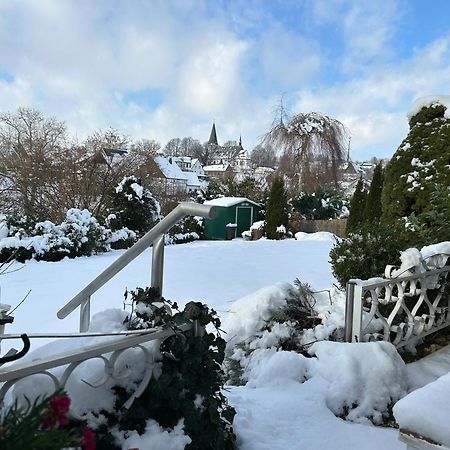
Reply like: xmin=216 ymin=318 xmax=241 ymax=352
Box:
xmin=95 ymin=288 xmax=236 ymax=450
xmin=363 ymin=163 xmax=383 ymax=223
xmin=405 ymin=185 xmax=450 ymax=246
xmin=109 ymin=176 xmax=160 ymax=236
xmin=168 ymin=216 xmax=204 ymax=244
xmin=330 ymin=224 xmax=408 ymax=289
xmin=382 ymin=103 xmax=450 ymax=221
xmin=292 ymin=187 xmax=346 ymax=220
xmin=204 ymin=179 xmax=227 ymax=200
xmin=346 ymin=178 xmax=367 ymax=233
xmin=265 ymin=176 xmax=288 ymax=239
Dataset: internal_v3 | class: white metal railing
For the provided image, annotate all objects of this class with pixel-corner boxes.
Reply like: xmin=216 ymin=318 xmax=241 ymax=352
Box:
xmin=57 ymin=202 xmax=218 ymax=332
xmin=0 ymin=323 xmax=193 ymax=413
xmin=345 ymin=253 xmax=450 ymax=347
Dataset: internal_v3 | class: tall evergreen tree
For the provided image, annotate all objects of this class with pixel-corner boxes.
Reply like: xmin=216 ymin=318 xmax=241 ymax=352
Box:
xmin=265 ymin=176 xmax=289 ymax=239
xmin=382 ymin=102 xmax=450 ymax=221
xmin=364 ymin=163 xmax=384 ymax=223
xmin=346 ymin=178 xmax=367 ymax=233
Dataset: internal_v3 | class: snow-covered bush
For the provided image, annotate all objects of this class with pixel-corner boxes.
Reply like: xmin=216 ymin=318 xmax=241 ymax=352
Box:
xmin=166 ymin=216 xmax=203 ymax=245
xmin=109 ymin=175 xmax=161 ymax=236
xmin=0 ymin=209 xmax=136 ymax=263
xmin=90 ymin=288 xmax=237 ymax=449
xmin=224 ymin=280 xmax=407 ymax=425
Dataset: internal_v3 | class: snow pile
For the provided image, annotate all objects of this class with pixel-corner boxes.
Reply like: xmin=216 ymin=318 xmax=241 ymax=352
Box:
xmin=390 ymin=241 xmax=450 ymax=278
xmin=407 ymin=95 xmax=450 ymax=120
xmin=393 ymin=371 xmax=450 ymax=446
xmin=310 ymin=341 xmax=407 ymax=424
xmin=113 ymin=419 xmax=191 ymax=450
xmin=295 ymin=231 xmax=336 ymax=242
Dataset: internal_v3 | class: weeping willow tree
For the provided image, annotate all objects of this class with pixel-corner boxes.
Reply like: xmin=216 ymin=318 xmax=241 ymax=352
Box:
xmin=263 ymin=111 xmax=347 ymax=191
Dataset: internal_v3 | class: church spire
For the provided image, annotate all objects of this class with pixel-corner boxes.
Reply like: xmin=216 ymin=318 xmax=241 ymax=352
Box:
xmin=208 ymin=122 xmax=218 ymax=146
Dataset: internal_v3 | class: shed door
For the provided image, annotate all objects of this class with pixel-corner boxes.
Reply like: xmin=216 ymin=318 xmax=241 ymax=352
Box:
xmin=236 ymin=207 xmax=253 ymax=236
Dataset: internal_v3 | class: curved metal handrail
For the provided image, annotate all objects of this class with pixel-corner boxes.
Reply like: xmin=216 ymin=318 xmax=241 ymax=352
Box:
xmin=57 ymin=202 xmax=218 ymax=330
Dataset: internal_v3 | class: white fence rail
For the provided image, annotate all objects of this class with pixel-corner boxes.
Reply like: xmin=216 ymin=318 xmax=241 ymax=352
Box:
xmin=0 ymin=323 xmax=193 ymax=414
xmin=345 ymin=253 xmax=450 ymax=347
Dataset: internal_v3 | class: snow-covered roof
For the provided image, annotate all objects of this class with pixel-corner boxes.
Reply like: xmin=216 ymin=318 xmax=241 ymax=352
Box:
xmin=154 ymin=156 xmax=188 ymax=180
xmin=183 ymin=171 xmax=201 ymax=187
xmin=204 ymin=197 xmax=261 ymax=207
xmin=408 ymin=95 xmax=450 ymax=120
xmin=203 ymin=164 xmax=231 ymax=172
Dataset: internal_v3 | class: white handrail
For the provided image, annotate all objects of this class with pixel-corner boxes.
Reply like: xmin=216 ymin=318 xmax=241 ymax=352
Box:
xmin=57 ymin=202 xmax=218 ymax=330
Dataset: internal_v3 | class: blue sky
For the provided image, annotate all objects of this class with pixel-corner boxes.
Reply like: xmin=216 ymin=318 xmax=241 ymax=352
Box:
xmin=0 ymin=0 xmax=449 ymax=160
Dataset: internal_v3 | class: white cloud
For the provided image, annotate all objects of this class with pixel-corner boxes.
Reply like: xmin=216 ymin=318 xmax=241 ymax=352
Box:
xmin=293 ymin=35 xmax=450 ymax=159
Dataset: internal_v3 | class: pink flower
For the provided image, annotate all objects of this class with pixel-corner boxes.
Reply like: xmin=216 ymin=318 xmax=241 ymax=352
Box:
xmin=41 ymin=395 xmax=71 ymax=429
xmin=82 ymin=426 xmax=96 ymax=450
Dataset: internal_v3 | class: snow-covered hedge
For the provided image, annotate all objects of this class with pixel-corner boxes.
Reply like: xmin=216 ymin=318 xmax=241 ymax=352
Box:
xmin=0 ymin=209 xmax=137 ymax=263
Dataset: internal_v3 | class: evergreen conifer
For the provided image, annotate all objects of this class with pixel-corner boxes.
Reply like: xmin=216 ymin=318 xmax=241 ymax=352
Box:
xmin=382 ymin=102 xmax=450 ymax=221
xmin=364 ymin=163 xmax=383 ymax=223
xmin=346 ymin=178 xmax=367 ymax=233
xmin=265 ymin=176 xmax=288 ymax=239
xmin=109 ymin=176 xmax=160 ymax=236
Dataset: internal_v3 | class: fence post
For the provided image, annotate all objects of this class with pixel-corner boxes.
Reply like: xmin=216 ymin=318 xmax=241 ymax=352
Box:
xmin=79 ymin=296 xmax=91 ymax=332
xmin=345 ymin=281 xmax=355 ymax=342
xmin=151 ymin=234 xmax=165 ymax=296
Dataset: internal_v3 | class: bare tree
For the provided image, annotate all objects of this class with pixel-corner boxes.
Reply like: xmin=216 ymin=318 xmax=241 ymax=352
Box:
xmin=250 ymin=144 xmax=277 ymax=168
xmin=164 ymin=137 xmax=182 ymax=156
xmin=263 ymin=111 xmax=347 ymax=190
xmin=0 ymin=108 xmax=67 ymax=217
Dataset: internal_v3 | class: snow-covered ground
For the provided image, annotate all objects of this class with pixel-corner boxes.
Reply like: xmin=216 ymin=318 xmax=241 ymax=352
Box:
xmin=2 ymin=236 xmax=449 ymax=449
xmin=2 ymin=237 xmax=335 ymax=346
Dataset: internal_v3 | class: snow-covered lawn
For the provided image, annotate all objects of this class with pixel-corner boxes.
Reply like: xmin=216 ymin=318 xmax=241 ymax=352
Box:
xmin=2 ymin=236 xmax=335 ymax=344
xmin=2 ymin=235 xmax=448 ymax=449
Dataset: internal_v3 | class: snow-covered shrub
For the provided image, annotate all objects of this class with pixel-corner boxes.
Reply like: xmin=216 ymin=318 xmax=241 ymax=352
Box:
xmin=108 ymin=226 xmax=137 ymax=250
xmin=59 ymin=208 xmax=111 ymax=257
xmin=329 ymin=223 xmax=408 ymax=289
xmin=0 ymin=209 xmax=136 ymax=262
xmin=241 ymin=220 xmax=264 ymax=240
xmin=166 ymin=216 xmax=203 ymax=245
xmin=224 ymin=281 xmax=328 ymax=385
xmin=292 ymin=187 xmax=347 ymax=220
xmin=224 ymin=280 xmax=407 ymax=425
xmin=91 ymin=288 xmax=236 ymax=450
xmin=109 ymin=176 xmax=161 ymax=236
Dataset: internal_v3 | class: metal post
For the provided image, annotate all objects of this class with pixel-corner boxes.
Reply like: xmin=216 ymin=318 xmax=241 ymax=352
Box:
xmin=79 ymin=297 xmax=91 ymax=332
xmin=344 ymin=282 xmax=355 ymax=342
xmin=151 ymin=234 xmax=165 ymax=296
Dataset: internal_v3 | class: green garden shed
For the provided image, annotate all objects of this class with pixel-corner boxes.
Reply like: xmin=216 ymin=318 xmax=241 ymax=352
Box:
xmin=203 ymin=197 xmax=263 ymax=240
